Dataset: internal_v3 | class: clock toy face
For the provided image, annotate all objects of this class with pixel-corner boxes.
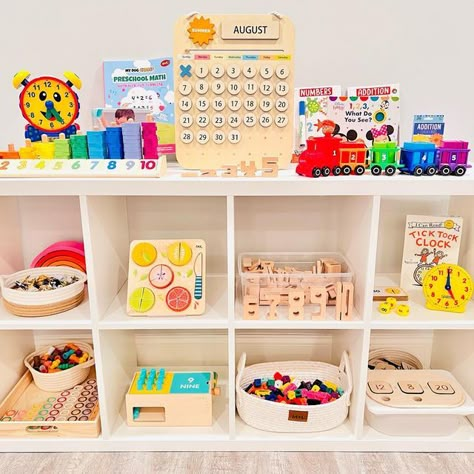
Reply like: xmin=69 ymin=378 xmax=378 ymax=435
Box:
xmin=19 ymin=76 xmax=79 ymax=132
xmin=423 ymin=263 xmax=473 ymax=312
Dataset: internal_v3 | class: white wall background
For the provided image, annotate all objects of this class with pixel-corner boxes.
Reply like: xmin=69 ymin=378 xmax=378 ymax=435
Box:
xmin=1 ymin=0 xmax=473 ymax=146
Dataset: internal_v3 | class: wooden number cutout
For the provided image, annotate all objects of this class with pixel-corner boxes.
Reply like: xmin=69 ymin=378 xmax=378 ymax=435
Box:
xmin=243 ymin=295 xmax=259 ymax=320
xmin=288 ymin=289 xmax=304 ymax=320
xmin=201 ymin=169 xmax=217 ymax=177
xmin=240 ymin=161 xmax=257 ymax=177
xmin=309 ymin=286 xmax=326 ymax=320
xmin=266 ymin=294 xmax=280 ymax=320
xmin=262 ymin=158 xmax=278 ymax=177
xmin=222 ymin=165 xmax=237 ymax=177
xmin=335 ymin=282 xmax=354 ymax=321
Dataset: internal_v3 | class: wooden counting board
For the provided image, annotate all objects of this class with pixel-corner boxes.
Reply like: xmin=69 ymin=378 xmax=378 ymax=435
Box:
xmin=0 ymin=368 xmax=100 ymax=438
xmin=174 ymin=13 xmax=294 ymax=169
xmin=367 ymin=370 xmax=466 ymax=408
xmin=127 ymin=239 xmax=206 ymax=316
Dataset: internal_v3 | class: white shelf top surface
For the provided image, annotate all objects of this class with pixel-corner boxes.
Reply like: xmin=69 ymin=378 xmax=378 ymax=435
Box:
xmin=100 ymin=275 xmax=228 ymax=329
xmin=372 ymin=274 xmax=474 ymax=328
xmin=0 ymin=287 xmax=91 ymax=329
xmin=1 ymin=163 xmax=474 ymax=196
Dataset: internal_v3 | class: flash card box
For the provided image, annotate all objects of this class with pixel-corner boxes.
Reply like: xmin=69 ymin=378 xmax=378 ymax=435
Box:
xmin=103 ymin=58 xmax=175 ymax=154
xmin=127 ymin=239 xmax=206 ymax=316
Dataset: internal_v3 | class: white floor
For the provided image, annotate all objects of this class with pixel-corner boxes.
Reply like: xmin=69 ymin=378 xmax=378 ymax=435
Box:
xmin=1 ymin=452 xmax=473 ymax=474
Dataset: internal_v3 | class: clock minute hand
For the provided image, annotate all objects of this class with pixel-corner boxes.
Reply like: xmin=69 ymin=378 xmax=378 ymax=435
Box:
xmin=50 ymin=108 xmax=64 ymax=124
xmin=444 ymin=269 xmax=452 ymax=290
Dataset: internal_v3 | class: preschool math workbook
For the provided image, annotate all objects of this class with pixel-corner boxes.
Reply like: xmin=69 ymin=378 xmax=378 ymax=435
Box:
xmin=400 ymin=215 xmax=463 ymax=290
xmin=103 ymin=58 xmax=175 ymax=154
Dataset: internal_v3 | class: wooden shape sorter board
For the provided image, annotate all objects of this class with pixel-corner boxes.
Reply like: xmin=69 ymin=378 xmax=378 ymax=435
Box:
xmin=367 ymin=370 xmax=466 ymax=408
xmin=174 ymin=13 xmax=294 ymax=169
xmin=127 ymin=239 xmax=206 ymax=316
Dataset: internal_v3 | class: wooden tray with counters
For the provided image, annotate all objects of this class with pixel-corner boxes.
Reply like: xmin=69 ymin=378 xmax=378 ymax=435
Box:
xmin=0 ymin=367 xmax=100 ymax=438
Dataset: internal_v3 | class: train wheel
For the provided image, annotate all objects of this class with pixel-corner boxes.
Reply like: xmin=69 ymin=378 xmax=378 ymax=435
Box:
xmin=355 ymin=165 xmax=365 ymax=176
xmin=322 ymin=167 xmax=331 ymax=177
xmin=413 ymin=166 xmax=424 ymax=176
xmin=312 ymin=167 xmax=321 ymax=178
xmin=426 ymin=166 xmax=436 ymax=176
xmin=342 ymin=166 xmax=352 ymax=175
xmin=454 ymin=166 xmax=466 ymax=176
xmin=385 ymin=165 xmax=396 ymax=176
xmin=333 ymin=166 xmax=341 ymax=176
xmin=440 ymin=166 xmax=451 ymax=176
xmin=371 ymin=165 xmax=382 ymax=176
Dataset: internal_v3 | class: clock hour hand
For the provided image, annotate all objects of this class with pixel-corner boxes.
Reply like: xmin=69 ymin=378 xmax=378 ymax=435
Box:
xmin=444 ymin=268 xmax=455 ymax=300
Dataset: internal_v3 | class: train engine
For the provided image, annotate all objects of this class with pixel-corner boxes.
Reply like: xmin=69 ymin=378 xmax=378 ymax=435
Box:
xmin=296 ymin=134 xmax=367 ymax=178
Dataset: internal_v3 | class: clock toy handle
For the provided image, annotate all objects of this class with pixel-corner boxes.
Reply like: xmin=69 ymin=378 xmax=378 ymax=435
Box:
xmin=12 ymin=70 xmax=31 ymax=89
xmin=64 ymin=71 xmax=82 ymax=89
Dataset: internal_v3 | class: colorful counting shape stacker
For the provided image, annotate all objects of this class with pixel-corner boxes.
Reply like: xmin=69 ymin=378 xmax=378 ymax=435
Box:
xmin=127 ymin=239 xmax=206 ymax=316
xmin=174 ymin=13 xmax=295 ymax=169
xmin=367 ymin=370 xmax=466 ymax=408
xmin=125 ymin=368 xmax=219 ymax=426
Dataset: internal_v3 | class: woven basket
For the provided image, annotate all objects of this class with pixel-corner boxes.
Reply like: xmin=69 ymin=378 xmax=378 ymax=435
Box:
xmin=24 ymin=341 xmax=95 ymax=392
xmin=236 ymin=351 xmax=352 ymax=432
xmin=0 ymin=267 xmax=87 ymax=317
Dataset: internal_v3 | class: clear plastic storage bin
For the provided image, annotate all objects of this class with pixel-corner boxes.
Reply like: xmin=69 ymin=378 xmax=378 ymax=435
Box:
xmin=238 ymin=252 xmax=354 ymax=321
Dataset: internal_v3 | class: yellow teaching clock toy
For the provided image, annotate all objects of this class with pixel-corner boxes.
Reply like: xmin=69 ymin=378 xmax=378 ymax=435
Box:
xmin=423 ymin=263 xmax=473 ymax=313
xmin=13 ymin=70 xmax=82 ymax=141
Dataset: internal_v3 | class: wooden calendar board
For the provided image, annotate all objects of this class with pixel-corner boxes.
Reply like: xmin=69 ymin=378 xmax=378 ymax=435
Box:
xmin=367 ymin=370 xmax=466 ymax=408
xmin=174 ymin=13 xmax=294 ymax=169
xmin=127 ymin=239 xmax=206 ymax=316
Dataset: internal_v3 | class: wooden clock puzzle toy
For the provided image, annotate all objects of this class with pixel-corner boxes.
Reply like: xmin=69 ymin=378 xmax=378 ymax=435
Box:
xmin=423 ymin=263 xmax=473 ymax=313
xmin=13 ymin=70 xmax=82 ymax=141
xmin=127 ymin=239 xmax=206 ymax=316
xmin=174 ymin=12 xmax=294 ymax=169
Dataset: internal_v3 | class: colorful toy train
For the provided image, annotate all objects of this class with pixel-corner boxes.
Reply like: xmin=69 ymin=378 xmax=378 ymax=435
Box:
xmin=296 ymin=134 xmax=471 ymax=178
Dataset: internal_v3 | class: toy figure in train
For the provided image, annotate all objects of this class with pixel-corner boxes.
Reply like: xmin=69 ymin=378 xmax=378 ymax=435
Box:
xmin=296 ymin=119 xmax=471 ymax=178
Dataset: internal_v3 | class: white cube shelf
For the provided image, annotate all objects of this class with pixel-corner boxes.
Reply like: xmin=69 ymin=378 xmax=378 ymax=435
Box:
xmin=0 ymin=165 xmax=473 ymax=452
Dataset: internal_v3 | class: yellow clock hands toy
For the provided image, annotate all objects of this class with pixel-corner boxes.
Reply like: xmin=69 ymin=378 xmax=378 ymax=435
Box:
xmin=423 ymin=263 xmax=473 ymax=313
xmin=13 ymin=70 xmax=82 ymax=141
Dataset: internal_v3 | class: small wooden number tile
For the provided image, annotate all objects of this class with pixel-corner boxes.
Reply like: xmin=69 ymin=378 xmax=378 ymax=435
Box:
xmin=398 ymin=382 xmax=424 ymax=394
xmin=427 ymin=381 xmax=455 ymax=395
xmin=368 ymin=381 xmax=393 ymax=394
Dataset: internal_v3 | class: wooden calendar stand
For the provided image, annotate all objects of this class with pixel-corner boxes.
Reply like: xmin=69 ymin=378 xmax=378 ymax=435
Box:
xmin=174 ymin=13 xmax=294 ymax=169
